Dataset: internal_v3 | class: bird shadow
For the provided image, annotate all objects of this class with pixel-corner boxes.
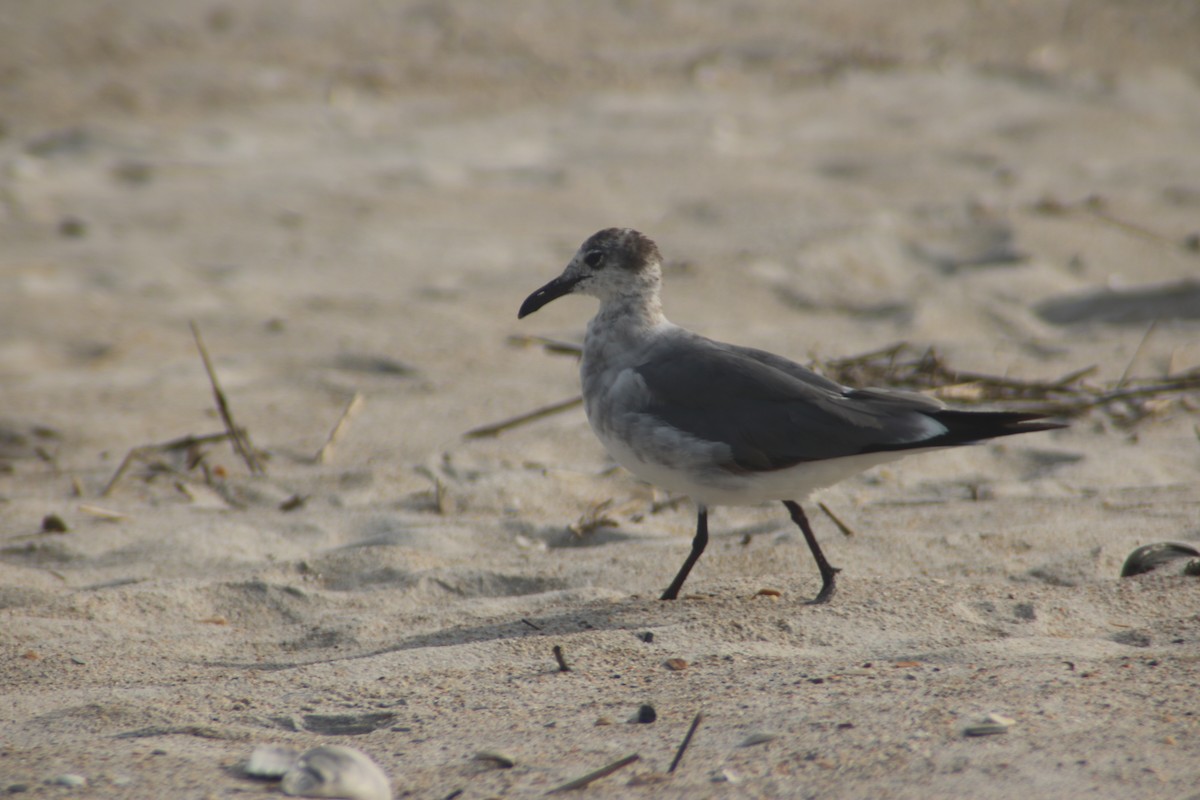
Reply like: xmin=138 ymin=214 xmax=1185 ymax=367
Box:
xmin=198 ymin=595 xmax=681 ymax=673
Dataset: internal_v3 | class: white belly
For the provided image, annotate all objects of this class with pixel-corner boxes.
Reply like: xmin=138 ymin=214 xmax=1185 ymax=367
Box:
xmin=591 ymin=414 xmax=939 ymax=507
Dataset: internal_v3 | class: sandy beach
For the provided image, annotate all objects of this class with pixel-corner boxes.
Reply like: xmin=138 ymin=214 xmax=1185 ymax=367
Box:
xmin=2 ymin=2 xmax=1199 ymax=797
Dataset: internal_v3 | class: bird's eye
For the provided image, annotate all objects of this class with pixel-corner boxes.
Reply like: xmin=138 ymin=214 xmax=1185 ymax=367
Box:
xmin=584 ymin=250 xmax=604 ymax=269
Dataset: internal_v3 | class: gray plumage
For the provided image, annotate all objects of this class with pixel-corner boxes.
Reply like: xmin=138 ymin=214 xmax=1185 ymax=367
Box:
xmin=520 ymin=227 xmax=1064 ymax=602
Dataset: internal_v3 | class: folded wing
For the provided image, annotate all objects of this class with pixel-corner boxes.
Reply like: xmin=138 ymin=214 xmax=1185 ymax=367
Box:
xmin=634 ymin=336 xmax=1062 ymax=472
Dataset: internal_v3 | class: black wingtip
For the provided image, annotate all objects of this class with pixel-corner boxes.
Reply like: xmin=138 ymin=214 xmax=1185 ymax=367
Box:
xmin=927 ymin=409 xmax=1068 ymax=446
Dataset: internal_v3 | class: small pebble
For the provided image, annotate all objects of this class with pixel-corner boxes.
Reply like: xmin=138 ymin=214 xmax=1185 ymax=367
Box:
xmin=631 ymin=704 xmax=657 ymax=724
xmin=278 ymin=494 xmax=307 ymax=512
xmin=964 ymin=723 xmax=1009 ymax=737
xmin=41 ymin=514 xmax=69 ymax=533
xmin=49 ymin=774 xmax=87 ymax=788
xmin=712 ymin=768 xmax=740 ymax=784
xmin=473 ymin=751 xmax=515 ymax=769
xmin=739 ymin=732 xmax=778 ymax=747
xmin=664 ymin=658 xmax=688 ymax=671
xmin=58 ymin=217 xmax=87 ymax=238
xmin=964 ymin=712 xmax=1016 ymax=737
xmin=1012 ymin=602 xmax=1037 ymax=621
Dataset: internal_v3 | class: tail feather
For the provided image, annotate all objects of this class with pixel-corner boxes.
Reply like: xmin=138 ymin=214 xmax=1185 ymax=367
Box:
xmin=925 ymin=409 xmax=1067 ymax=447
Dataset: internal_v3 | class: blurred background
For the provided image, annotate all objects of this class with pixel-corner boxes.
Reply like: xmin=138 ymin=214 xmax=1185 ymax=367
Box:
xmin=2 ymin=0 xmax=1198 ymax=475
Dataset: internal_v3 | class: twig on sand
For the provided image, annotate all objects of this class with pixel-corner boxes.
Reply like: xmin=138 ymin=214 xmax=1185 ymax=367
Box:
xmin=315 ymin=392 xmax=365 ymax=464
xmin=547 ymin=754 xmax=640 ymax=794
xmin=507 ymin=334 xmax=583 ymax=358
xmin=815 ymin=341 xmax=1200 ymax=426
xmin=1032 ymin=193 xmax=1196 ymax=252
xmin=77 ymin=504 xmax=126 ymax=521
xmin=190 ymin=322 xmax=265 ymax=474
xmin=101 ymin=431 xmax=232 ymax=497
xmin=568 ymin=499 xmax=618 ymax=537
xmin=817 ymin=502 xmax=857 ymax=538
xmin=481 ymin=338 xmax=1199 ymax=442
xmin=413 ymin=465 xmax=449 ymax=515
xmin=463 ymin=396 xmax=583 ymax=439
xmin=668 ymin=712 xmax=704 ymax=773
xmin=552 ymin=644 xmax=571 ymax=672
xmin=1116 ymin=321 xmax=1158 ymax=389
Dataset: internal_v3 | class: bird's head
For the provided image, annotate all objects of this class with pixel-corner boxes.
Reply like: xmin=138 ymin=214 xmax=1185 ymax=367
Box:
xmin=518 ymin=228 xmax=662 ymax=318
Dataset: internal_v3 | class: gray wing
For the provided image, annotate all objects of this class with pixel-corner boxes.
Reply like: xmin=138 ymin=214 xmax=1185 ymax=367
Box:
xmin=633 ymin=337 xmax=949 ymax=471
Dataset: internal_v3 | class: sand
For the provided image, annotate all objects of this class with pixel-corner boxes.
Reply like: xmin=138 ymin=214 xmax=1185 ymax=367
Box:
xmin=2 ymin=2 xmax=1199 ymax=797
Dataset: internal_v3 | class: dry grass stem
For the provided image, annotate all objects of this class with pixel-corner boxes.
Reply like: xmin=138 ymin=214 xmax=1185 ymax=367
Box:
xmin=817 ymin=502 xmax=857 ymax=538
xmin=463 ymin=396 xmax=583 ymax=439
xmin=190 ymin=322 xmax=265 ymax=474
xmin=472 ymin=339 xmax=1198 ymax=444
xmin=101 ymin=432 xmax=232 ymax=497
xmin=315 ymin=392 xmax=365 ymax=464
xmin=567 ymin=499 xmax=618 ymax=537
xmin=552 ymin=644 xmax=570 ymax=672
xmin=668 ymin=712 xmax=704 ymax=773
xmin=815 ymin=342 xmax=1200 ymax=425
xmin=547 ymin=754 xmax=640 ymax=793
xmin=507 ymin=334 xmax=584 ymax=358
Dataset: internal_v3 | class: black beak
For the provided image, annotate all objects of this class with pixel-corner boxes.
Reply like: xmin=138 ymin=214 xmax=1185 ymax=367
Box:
xmin=518 ymin=275 xmax=581 ymax=319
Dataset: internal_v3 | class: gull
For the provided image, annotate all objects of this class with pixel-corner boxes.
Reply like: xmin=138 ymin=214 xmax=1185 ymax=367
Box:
xmin=518 ymin=228 xmax=1065 ymax=603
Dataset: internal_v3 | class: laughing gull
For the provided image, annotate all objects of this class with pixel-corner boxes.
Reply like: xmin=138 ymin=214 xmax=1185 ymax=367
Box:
xmin=519 ymin=228 xmax=1065 ymax=603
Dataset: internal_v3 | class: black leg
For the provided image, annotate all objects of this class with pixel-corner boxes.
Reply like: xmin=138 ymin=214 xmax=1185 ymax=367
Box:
xmin=661 ymin=505 xmax=709 ymax=600
xmin=782 ymin=500 xmax=840 ymax=604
